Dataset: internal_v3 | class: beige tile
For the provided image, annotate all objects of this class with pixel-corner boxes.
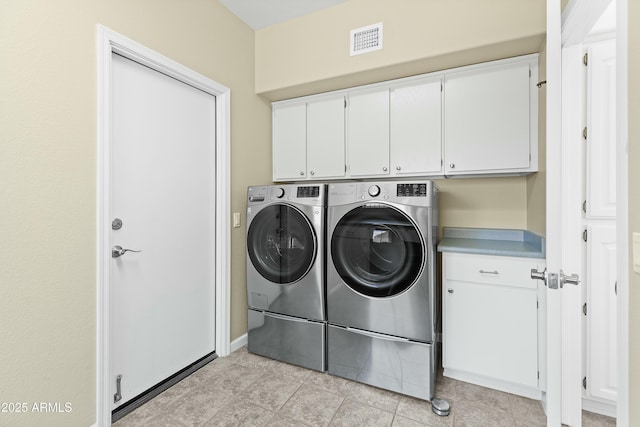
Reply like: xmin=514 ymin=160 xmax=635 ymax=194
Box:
xmin=135 ymin=413 xmax=188 ymax=427
xmin=199 ymin=362 xmax=264 ymax=397
xmin=162 ymin=387 xmax=234 ymax=427
xmin=264 ymin=358 xmax=314 ymax=383
xmin=391 ymin=415 xmax=427 ymax=427
xmin=453 ymin=398 xmax=514 ymax=427
xmin=329 ymin=399 xmax=394 ymax=427
xmin=455 ymin=381 xmax=512 ymax=413
xmin=191 ymin=357 xmax=240 ymax=382
xmin=304 ymin=370 xmax=355 ymax=396
xmin=239 ymin=373 xmax=302 ymax=411
xmin=508 ymin=395 xmax=546 ymax=427
xmin=346 ymin=381 xmax=402 ymax=413
xmin=434 ymin=374 xmax=457 ymax=401
xmin=203 ymin=399 xmax=275 ymax=427
xmin=278 ymin=384 xmax=344 ymax=427
xmin=233 ymin=348 xmax=281 ymax=370
xmin=396 ymin=395 xmax=453 ymax=426
xmin=582 ymin=410 xmax=616 ymax=427
xmin=265 ymin=413 xmax=313 ymax=427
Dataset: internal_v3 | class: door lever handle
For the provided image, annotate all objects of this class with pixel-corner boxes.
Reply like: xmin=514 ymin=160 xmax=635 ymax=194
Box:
xmin=112 ymin=245 xmax=141 ymax=258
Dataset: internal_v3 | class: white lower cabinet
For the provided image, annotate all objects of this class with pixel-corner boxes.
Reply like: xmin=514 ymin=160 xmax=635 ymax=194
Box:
xmin=442 ymin=252 xmax=545 ymax=398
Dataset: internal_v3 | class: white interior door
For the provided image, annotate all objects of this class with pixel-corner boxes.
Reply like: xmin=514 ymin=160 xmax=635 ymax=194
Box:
xmin=545 ymin=1 xmax=564 ymax=424
xmin=110 ymin=52 xmax=216 ymax=409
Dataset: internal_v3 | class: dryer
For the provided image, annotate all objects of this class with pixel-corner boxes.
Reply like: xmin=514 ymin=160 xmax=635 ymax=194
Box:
xmin=326 ymin=181 xmax=438 ymax=400
xmin=246 ymin=184 xmax=326 ymax=371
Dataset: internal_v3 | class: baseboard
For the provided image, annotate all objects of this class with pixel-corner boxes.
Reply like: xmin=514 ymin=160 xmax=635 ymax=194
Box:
xmin=582 ymin=396 xmax=617 ymax=418
xmin=444 ymin=368 xmax=542 ymax=400
xmin=229 ymin=333 xmax=248 ymax=353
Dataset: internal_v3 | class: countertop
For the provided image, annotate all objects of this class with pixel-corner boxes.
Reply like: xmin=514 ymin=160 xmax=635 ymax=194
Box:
xmin=437 ymin=227 xmax=546 ymax=259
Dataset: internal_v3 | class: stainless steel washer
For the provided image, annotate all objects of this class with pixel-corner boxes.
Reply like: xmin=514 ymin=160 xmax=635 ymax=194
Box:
xmin=246 ymin=184 xmax=326 ymax=371
xmin=326 ymin=181 xmax=438 ymax=400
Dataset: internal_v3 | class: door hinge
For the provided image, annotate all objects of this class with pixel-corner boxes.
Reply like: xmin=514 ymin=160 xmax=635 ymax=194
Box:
xmin=538 ymin=371 xmax=540 ymax=379
xmin=344 ymin=98 xmax=347 ymax=108
xmin=441 ymin=83 xmax=443 ymax=92
xmin=583 ymin=229 xmax=588 ymax=242
xmin=583 ymin=302 xmax=587 ymax=316
xmin=583 ymin=376 xmax=587 ymax=389
xmin=583 ymin=52 xmax=589 ymax=66
xmin=583 ymin=200 xmax=587 ymax=213
xmin=583 ymin=126 xmax=588 ymax=140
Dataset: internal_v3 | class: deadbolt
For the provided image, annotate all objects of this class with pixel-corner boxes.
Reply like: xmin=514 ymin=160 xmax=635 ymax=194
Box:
xmin=112 ymin=218 xmax=123 ymax=230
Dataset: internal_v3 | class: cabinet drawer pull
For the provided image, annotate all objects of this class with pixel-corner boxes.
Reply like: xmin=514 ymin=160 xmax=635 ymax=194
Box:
xmin=447 ymin=288 xmax=454 ymax=293
xmin=479 ymin=270 xmax=499 ymax=275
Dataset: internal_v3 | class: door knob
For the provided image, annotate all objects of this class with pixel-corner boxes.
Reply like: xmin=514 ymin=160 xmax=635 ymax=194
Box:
xmin=112 ymin=245 xmax=141 ymax=258
xmin=530 ymin=267 xmax=547 ymax=286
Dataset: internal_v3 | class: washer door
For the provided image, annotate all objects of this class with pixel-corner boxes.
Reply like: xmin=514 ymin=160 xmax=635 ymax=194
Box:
xmin=331 ymin=204 xmax=424 ymax=297
xmin=248 ymin=204 xmax=316 ymax=284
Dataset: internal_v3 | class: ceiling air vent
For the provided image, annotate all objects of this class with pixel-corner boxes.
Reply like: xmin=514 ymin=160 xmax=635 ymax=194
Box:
xmin=350 ymin=22 xmax=383 ymax=56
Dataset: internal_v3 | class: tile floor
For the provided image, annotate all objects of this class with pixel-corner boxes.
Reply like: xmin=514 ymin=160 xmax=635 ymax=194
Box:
xmin=113 ymin=346 xmax=616 ymax=427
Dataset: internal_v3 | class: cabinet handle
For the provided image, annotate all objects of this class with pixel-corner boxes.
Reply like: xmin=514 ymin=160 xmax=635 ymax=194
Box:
xmin=310 ymin=171 xmax=315 ymax=176
xmin=449 ymin=163 xmax=455 ymax=169
xmin=479 ymin=270 xmax=499 ymax=275
xmin=299 ymin=171 xmax=304 ymax=176
xmin=447 ymin=288 xmax=454 ymax=293
xmin=382 ymin=166 xmax=388 ymax=172
xmin=396 ymin=166 xmax=401 ymax=171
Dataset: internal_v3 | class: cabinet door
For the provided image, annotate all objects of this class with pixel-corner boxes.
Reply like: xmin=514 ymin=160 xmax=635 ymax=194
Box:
xmin=390 ymin=80 xmax=442 ymax=176
xmin=347 ymin=89 xmax=390 ymax=177
xmin=586 ymin=224 xmax=617 ymax=402
xmin=586 ymin=39 xmax=617 ymax=218
xmin=273 ymin=103 xmax=306 ymax=181
xmin=444 ymin=62 xmax=531 ymax=174
xmin=443 ymin=279 xmax=538 ymax=388
xmin=307 ymin=96 xmax=346 ymax=179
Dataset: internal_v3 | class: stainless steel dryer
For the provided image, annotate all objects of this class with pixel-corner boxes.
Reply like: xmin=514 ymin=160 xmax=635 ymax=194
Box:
xmin=326 ymin=181 xmax=438 ymax=400
xmin=246 ymin=184 xmax=326 ymax=371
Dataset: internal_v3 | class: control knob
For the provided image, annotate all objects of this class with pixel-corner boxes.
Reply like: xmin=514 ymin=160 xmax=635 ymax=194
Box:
xmin=368 ymin=185 xmax=381 ymax=197
xmin=275 ymin=188 xmax=285 ymax=198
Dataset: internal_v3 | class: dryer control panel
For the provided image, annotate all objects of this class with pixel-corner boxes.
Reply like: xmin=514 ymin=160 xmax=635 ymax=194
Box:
xmin=396 ymin=183 xmax=427 ymax=197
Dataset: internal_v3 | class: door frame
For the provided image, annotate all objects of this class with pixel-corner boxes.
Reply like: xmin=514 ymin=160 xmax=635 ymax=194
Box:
xmin=95 ymin=25 xmax=231 ymax=427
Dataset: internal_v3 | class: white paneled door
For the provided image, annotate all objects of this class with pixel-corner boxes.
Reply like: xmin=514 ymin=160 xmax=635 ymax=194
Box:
xmin=110 ymin=53 xmax=216 ymax=409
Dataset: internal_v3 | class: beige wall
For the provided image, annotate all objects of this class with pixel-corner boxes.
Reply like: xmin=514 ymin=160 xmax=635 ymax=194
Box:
xmin=256 ymin=0 xmax=546 ymax=100
xmin=0 ymin=1 xmax=270 ymax=425
xmin=628 ymin=0 xmax=639 ymax=423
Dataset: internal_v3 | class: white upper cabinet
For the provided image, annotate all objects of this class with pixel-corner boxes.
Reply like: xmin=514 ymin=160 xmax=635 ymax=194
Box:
xmin=273 ymin=102 xmax=306 ymax=181
xmin=390 ymin=79 xmax=443 ymax=176
xmin=346 ymin=89 xmax=390 ymax=177
xmin=273 ymin=96 xmax=346 ymax=181
xmin=444 ymin=61 xmax=536 ymax=175
xmin=307 ymin=96 xmax=346 ymax=179
xmin=272 ymin=55 xmax=538 ymax=182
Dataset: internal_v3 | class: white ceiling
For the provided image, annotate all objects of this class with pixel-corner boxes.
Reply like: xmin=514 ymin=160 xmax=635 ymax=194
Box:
xmin=219 ymin=0 xmax=348 ymax=30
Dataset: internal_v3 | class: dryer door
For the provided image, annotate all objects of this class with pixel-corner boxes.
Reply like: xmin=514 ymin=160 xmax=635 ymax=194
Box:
xmin=331 ymin=204 xmax=424 ymax=297
xmin=247 ymin=204 xmax=317 ymax=284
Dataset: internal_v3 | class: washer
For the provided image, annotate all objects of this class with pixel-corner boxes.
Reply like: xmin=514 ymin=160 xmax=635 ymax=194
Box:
xmin=246 ymin=184 xmax=326 ymax=371
xmin=326 ymin=181 xmax=438 ymax=400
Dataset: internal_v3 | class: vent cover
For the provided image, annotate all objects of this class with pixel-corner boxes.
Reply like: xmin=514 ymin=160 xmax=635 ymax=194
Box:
xmin=350 ymin=22 xmax=383 ymax=56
